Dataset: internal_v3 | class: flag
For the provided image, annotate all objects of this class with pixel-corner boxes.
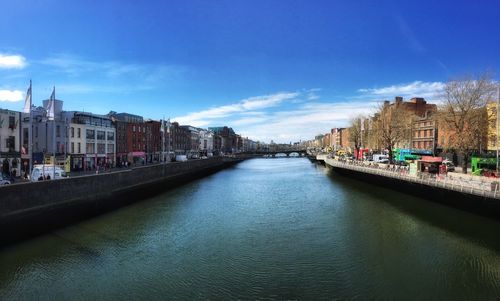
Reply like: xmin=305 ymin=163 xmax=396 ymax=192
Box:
xmin=23 ymin=82 xmax=32 ymax=113
xmin=166 ymin=118 xmax=170 ymax=133
xmin=47 ymin=87 xmax=55 ymax=121
xmin=160 ymin=119 xmax=165 ymax=132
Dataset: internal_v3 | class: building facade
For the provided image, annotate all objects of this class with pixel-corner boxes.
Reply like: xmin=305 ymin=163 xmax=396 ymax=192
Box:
xmin=170 ymin=122 xmax=190 ymax=155
xmin=199 ymin=129 xmax=214 ymax=156
xmin=0 ymin=109 xmax=21 ymax=176
xmin=145 ymin=120 xmax=161 ymax=162
xmin=210 ymin=126 xmax=237 ymax=154
xmin=66 ymin=112 xmax=116 ymax=171
xmin=25 ymin=100 xmax=70 ymax=171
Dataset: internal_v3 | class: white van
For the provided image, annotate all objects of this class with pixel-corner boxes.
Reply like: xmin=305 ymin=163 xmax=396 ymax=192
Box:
xmin=175 ymin=155 xmax=188 ymax=162
xmin=373 ymin=154 xmax=389 ymax=164
xmin=31 ymin=165 xmax=67 ymax=182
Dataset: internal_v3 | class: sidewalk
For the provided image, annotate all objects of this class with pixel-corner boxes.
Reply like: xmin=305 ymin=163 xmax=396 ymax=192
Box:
xmin=325 ymin=158 xmax=500 ymax=199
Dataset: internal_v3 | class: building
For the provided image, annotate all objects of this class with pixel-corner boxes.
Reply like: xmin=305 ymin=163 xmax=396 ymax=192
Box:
xmin=145 ymin=119 xmax=162 ymax=162
xmin=331 ymin=128 xmax=347 ymax=150
xmin=66 ymin=111 xmax=116 ymax=171
xmin=0 ymin=109 xmax=22 ymax=176
xmin=181 ymin=125 xmax=201 ymax=157
xmin=108 ymin=112 xmax=144 ymax=166
xmin=170 ymin=122 xmax=190 ymax=155
xmin=66 ymin=116 xmax=85 ymax=171
xmin=411 ymin=112 xmax=437 ymax=152
xmin=487 ymin=102 xmax=498 ymax=152
xmin=24 ymin=100 xmax=70 ymax=171
xmin=373 ymin=96 xmax=437 ymax=152
xmin=210 ymin=126 xmax=237 ymax=154
xmin=322 ymin=133 xmax=331 ymax=149
xmin=241 ymin=137 xmax=257 ymax=152
xmin=199 ymin=129 xmax=214 ymax=156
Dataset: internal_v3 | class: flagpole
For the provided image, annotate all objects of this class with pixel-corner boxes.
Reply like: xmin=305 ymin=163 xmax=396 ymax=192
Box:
xmin=162 ymin=117 xmax=165 ymax=163
xmin=52 ymin=86 xmax=56 ymax=179
xmin=28 ymin=80 xmax=33 ymax=180
xmin=167 ymin=118 xmax=171 ymax=162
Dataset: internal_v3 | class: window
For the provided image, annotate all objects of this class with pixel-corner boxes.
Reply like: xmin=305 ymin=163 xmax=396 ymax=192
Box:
xmin=6 ymin=136 xmax=15 ymax=152
xmin=56 ymin=125 xmax=61 ymax=137
xmin=97 ymin=143 xmax=106 ymax=154
xmin=35 ymin=126 xmax=38 ymax=138
xmin=71 ymin=127 xmax=74 ymax=138
xmin=133 ymin=125 xmax=136 ymax=132
xmin=86 ymin=129 xmax=95 ymax=139
xmin=86 ymin=143 xmax=95 ymax=153
xmin=78 ymin=142 xmax=81 ymax=154
xmin=23 ymin=128 xmax=28 ymax=152
xmin=107 ymin=132 xmax=115 ymax=141
xmin=9 ymin=116 xmax=15 ymax=129
xmin=97 ymin=130 xmax=105 ymax=140
xmin=71 ymin=142 xmax=75 ymax=153
xmin=77 ymin=128 xmax=81 ymax=138
xmin=107 ymin=144 xmax=114 ymax=153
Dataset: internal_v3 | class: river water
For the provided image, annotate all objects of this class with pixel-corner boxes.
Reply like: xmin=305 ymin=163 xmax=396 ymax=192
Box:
xmin=1 ymin=158 xmax=500 ymax=300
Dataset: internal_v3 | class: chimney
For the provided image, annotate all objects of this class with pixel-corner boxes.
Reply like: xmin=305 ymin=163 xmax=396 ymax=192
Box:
xmin=395 ymin=96 xmax=403 ymax=104
xmin=410 ymin=97 xmax=426 ymax=104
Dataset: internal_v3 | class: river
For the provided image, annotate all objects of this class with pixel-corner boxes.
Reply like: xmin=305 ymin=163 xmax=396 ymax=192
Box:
xmin=1 ymin=158 xmax=500 ymax=300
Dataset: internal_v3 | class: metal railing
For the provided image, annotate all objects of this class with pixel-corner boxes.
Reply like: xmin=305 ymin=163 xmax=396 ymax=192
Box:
xmin=325 ymin=159 xmax=500 ymax=199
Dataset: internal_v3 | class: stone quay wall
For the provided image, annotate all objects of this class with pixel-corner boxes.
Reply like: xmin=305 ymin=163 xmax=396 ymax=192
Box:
xmin=0 ymin=157 xmax=240 ymax=243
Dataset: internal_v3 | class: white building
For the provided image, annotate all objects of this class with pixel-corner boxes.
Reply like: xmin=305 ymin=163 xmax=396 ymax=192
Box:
xmin=65 ymin=112 xmax=116 ymax=171
xmin=0 ymin=108 xmax=21 ymax=176
xmin=199 ymin=129 xmax=213 ymax=156
xmin=23 ymin=99 xmax=69 ymax=171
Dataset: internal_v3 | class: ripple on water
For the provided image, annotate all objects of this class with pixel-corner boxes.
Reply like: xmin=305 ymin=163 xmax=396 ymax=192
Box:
xmin=1 ymin=158 xmax=500 ymax=299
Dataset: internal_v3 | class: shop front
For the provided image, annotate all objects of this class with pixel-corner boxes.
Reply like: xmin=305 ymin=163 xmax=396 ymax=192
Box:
xmin=71 ymin=154 xmax=85 ymax=171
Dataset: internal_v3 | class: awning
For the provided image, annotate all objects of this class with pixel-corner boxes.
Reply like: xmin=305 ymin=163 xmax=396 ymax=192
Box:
xmin=420 ymin=156 xmax=443 ymax=163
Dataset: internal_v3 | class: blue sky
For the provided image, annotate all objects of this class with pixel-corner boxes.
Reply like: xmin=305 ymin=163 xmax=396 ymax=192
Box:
xmin=0 ymin=0 xmax=499 ymax=142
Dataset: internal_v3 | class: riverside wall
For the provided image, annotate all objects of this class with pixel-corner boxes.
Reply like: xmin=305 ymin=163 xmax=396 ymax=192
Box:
xmin=0 ymin=157 xmax=241 ymax=244
xmin=325 ymin=160 xmax=500 ymax=220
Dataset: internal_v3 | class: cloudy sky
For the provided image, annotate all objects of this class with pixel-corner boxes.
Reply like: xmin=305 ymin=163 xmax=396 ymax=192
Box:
xmin=1 ymin=0 xmax=499 ymax=142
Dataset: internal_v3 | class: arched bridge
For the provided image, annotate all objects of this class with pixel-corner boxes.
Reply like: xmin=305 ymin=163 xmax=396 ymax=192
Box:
xmin=254 ymin=149 xmax=308 ymax=157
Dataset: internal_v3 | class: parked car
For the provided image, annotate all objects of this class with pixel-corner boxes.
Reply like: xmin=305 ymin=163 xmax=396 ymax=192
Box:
xmin=0 ymin=175 xmax=11 ymax=185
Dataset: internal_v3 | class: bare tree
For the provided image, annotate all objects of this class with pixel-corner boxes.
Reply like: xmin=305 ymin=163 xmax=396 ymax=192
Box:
xmin=438 ymin=73 xmax=496 ymax=173
xmin=348 ymin=116 xmax=363 ymax=158
xmin=373 ymin=101 xmax=412 ymax=163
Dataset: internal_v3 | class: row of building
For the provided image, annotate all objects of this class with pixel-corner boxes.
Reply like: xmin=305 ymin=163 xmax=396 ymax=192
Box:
xmin=305 ymin=96 xmax=497 ymax=157
xmin=0 ymin=99 xmax=259 ymax=177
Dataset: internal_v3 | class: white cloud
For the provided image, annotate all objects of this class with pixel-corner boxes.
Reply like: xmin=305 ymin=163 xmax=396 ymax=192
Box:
xmin=238 ymin=101 xmax=374 ymax=142
xmin=171 ymin=89 xmax=382 ymax=143
xmin=0 ymin=54 xmax=27 ymax=69
xmin=39 ymin=53 xmax=185 ymax=83
xmin=173 ymin=92 xmax=299 ymax=126
xmin=0 ymin=90 xmax=24 ymax=102
xmin=358 ymin=81 xmax=444 ymax=100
